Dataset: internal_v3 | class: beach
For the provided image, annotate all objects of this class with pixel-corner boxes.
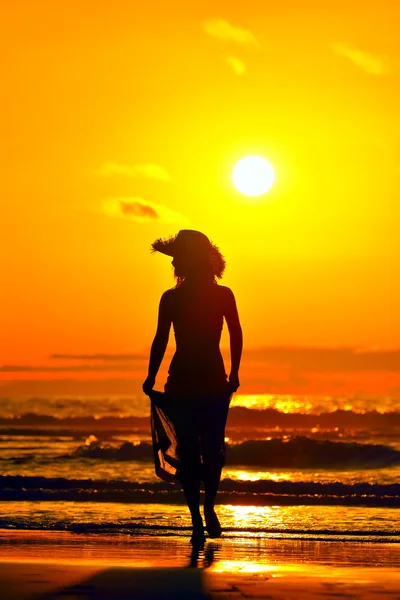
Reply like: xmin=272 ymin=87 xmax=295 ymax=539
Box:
xmin=1 ymin=531 xmax=400 ymax=599
xmin=1 ymin=394 xmax=399 ymax=598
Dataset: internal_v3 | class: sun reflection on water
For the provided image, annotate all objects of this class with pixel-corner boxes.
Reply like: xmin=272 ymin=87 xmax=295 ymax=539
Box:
xmin=220 ymin=504 xmax=278 ymax=530
xmin=231 ymin=394 xmax=326 ymax=413
xmin=211 ymin=560 xmax=275 ymax=573
xmin=223 ymin=469 xmax=293 ymax=482
xmin=231 ymin=394 xmax=395 ymax=414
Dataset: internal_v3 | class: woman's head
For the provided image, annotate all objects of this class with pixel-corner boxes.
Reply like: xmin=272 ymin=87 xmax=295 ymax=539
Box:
xmin=151 ymin=230 xmax=226 ymax=285
xmin=171 ymin=252 xmax=215 ymax=284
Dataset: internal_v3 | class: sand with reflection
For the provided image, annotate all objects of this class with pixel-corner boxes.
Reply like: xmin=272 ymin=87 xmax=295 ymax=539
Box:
xmin=1 ymin=532 xmax=400 ymax=599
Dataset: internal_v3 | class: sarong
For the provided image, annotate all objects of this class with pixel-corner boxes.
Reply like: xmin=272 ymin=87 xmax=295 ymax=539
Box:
xmin=149 ymin=389 xmax=232 ymax=483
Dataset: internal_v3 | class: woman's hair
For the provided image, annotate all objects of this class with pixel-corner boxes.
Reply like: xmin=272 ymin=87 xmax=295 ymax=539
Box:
xmin=151 ymin=231 xmax=226 ymax=282
xmin=173 ymin=255 xmax=217 ymax=287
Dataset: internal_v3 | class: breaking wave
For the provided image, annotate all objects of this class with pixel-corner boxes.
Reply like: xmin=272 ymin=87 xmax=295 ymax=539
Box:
xmin=48 ymin=437 xmax=400 ymax=469
xmin=2 ymin=407 xmax=400 ymax=432
xmin=2 ymin=437 xmax=399 ymax=469
xmin=1 ymin=475 xmax=399 ymax=507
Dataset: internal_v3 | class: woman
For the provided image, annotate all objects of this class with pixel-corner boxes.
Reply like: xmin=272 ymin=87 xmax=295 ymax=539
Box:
xmin=142 ymin=229 xmax=243 ymax=545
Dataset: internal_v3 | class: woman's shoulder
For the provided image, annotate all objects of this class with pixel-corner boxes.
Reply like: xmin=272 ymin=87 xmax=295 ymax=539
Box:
xmin=161 ymin=287 xmax=177 ymax=301
xmin=216 ymin=284 xmax=235 ymax=298
xmin=212 ymin=285 xmax=235 ymax=309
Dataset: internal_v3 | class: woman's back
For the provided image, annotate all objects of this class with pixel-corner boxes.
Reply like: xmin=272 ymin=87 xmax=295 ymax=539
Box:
xmin=165 ymin=282 xmax=229 ymax=395
xmin=169 ymin=282 xmax=225 ymax=344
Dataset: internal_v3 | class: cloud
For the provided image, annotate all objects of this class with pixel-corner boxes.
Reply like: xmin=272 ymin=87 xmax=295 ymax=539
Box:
xmin=0 ymin=378 xmax=147 ymax=398
xmin=224 ymin=56 xmax=246 ymax=75
xmin=0 ymin=364 xmax=144 ymax=373
xmin=243 ymin=346 xmax=400 ymax=373
xmin=102 ymin=197 xmax=188 ymax=224
xmin=203 ymin=18 xmax=259 ymax=47
xmin=121 ymin=201 xmax=158 ymax=219
xmin=51 ymin=353 xmax=147 ymax=361
xmin=10 ymin=346 xmax=397 ymax=375
xmin=331 ymin=43 xmax=391 ymax=75
xmin=97 ymin=163 xmax=171 ymax=181
xmin=3 ymin=347 xmax=398 ymax=399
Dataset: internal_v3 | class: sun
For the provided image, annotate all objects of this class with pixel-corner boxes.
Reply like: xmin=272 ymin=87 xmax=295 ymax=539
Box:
xmin=232 ymin=155 xmax=275 ymax=197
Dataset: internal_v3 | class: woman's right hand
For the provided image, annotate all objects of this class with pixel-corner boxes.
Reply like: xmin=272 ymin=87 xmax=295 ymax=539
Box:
xmin=228 ymin=373 xmax=240 ymax=393
xmin=142 ymin=376 xmax=156 ymax=396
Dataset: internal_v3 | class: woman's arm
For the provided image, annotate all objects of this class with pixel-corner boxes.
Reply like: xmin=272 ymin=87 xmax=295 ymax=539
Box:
xmin=142 ymin=291 xmax=172 ymax=395
xmin=223 ymin=287 xmax=243 ymax=392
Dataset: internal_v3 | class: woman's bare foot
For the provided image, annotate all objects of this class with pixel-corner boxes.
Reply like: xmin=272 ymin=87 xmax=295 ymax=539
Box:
xmin=190 ymin=523 xmax=206 ymax=546
xmin=204 ymin=507 xmax=222 ymax=538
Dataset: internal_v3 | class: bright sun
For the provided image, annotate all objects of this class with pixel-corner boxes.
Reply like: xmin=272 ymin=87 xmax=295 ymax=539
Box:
xmin=232 ymin=155 xmax=275 ymax=197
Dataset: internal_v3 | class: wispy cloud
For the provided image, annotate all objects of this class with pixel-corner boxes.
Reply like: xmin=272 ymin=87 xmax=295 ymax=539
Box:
xmin=243 ymin=346 xmax=400 ymax=373
xmin=224 ymin=56 xmax=246 ymax=75
xmin=331 ymin=43 xmax=391 ymax=75
xmin=8 ymin=347 xmax=397 ymax=375
xmin=121 ymin=200 xmax=158 ymax=219
xmin=0 ymin=378 xmax=148 ymax=398
xmin=0 ymin=364 xmax=144 ymax=373
xmin=97 ymin=163 xmax=171 ymax=181
xmin=51 ymin=353 xmax=146 ymax=361
xmin=2 ymin=347 xmax=398 ymax=398
xmin=203 ymin=18 xmax=259 ymax=47
xmin=102 ymin=197 xmax=188 ymax=224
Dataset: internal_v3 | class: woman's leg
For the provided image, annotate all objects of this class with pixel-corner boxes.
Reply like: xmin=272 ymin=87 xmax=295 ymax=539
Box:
xmin=202 ymin=463 xmax=222 ymax=511
xmin=200 ymin=397 xmax=230 ymax=538
xmin=201 ymin=399 xmax=228 ymax=509
xmin=201 ymin=447 xmax=223 ymax=538
xmin=200 ymin=426 xmax=225 ymax=537
xmin=176 ymin=426 xmax=205 ymax=543
xmin=180 ymin=449 xmax=202 ymax=525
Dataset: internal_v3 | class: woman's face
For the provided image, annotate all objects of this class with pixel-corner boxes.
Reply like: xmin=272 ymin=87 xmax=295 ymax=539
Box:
xmin=171 ymin=255 xmax=186 ymax=278
xmin=172 ymin=253 xmax=213 ymax=280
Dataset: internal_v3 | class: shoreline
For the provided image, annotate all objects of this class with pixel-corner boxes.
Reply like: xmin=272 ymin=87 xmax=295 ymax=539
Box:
xmin=2 ymin=489 xmax=400 ymax=507
xmin=1 ymin=528 xmax=400 ymax=544
xmin=1 ymin=530 xmax=400 ymax=566
xmin=1 ymin=502 xmax=399 ymax=543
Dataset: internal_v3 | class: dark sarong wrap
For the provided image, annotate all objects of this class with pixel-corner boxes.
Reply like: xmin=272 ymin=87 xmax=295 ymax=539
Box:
xmin=149 ymin=389 xmax=232 ymax=483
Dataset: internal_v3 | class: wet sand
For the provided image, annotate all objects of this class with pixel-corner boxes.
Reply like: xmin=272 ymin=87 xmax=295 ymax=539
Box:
xmin=1 ymin=531 xmax=400 ymax=599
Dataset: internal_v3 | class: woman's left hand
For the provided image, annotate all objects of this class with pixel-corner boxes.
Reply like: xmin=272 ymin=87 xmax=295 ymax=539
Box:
xmin=142 ymin=376 xmax=155 ymax=396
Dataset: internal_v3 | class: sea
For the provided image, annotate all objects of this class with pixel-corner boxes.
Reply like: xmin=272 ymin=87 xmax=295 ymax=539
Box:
xmin=1 ymin=394 xmax=399 ymax=543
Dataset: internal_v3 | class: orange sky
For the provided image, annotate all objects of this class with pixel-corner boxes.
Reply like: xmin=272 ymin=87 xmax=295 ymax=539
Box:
xmin=1 ymin=0 xmax=399 ymax=398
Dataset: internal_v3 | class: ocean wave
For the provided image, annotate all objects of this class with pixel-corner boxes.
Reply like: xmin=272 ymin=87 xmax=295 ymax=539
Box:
xmin=46 ymin=437 xmax=400 ymax=469
xmin=2 ymin=407 xmax=400 ymax=433
xmin=0 ymin=519 xmax=398 ymax=539
xmin=2 ymin=437 xmax=399 ymax=469
xmin=1 ymin=474 xmax=399 ymax=495
xmin=227 ymin=438 xmax=400 ymax=468
xmin=1 ymin=475 xmax=399 ymax=507
xmin=67 ymin=440 xmax=153 ymax=461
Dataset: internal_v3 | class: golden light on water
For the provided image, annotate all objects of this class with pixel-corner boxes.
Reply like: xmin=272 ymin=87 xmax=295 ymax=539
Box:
xmin=223 ymin=469 xmax=294 ymax=482
xmin=222 ymin=504 xmax=277 ymax=530
xmin=229 ymin=394 xmax=392 ymax=414
xmin=232 ymin=156 xmax=275 ymax=197
xmin=211 ymin=560 xmax=275 ymax=573
xmin=230 ymin=394 xmax=318 ymax=412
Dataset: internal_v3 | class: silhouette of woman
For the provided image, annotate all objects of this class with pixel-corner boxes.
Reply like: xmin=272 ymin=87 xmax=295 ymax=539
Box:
xmin=142 ymin=230 xmax=243 ymax=545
